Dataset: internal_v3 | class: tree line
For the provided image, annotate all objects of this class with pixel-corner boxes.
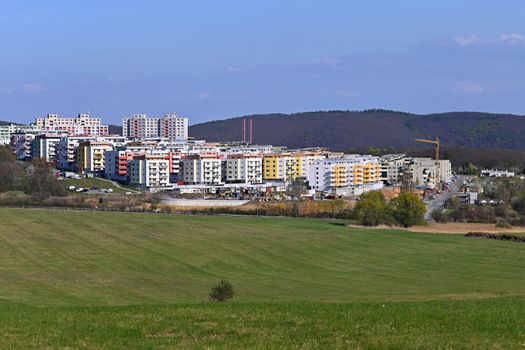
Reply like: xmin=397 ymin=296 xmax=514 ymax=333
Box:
xmin=0 ymin=146 xmax=65 ymax=198
xmin=353 ymin=191 xmax=426 ymax=227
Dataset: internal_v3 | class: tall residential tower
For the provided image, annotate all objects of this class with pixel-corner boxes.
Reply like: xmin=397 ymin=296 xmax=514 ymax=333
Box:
xmin=122 ymin=113 xmax=188 ymax=141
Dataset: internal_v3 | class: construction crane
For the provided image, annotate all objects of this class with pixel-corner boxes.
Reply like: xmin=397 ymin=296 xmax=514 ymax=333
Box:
xmin=415 ymin=137 xmax=441 ymax=191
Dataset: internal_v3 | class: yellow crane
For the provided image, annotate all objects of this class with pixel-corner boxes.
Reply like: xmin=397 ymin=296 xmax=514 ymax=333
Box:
xmin=415 ymin=137 xmax=441 ymax=190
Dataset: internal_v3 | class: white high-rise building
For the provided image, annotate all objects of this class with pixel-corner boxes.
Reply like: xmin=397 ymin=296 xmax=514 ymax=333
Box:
xmin=182 ymin=155 xmax=222 ymax=185
xmin=32 ymin=134 xmax=63 ymax=163
xmin=308 ymin=155 xmax=383 ymax=196
xmin=33 ymin=114 xmax=108 ymax=136
xmin=122 ymin=113 xmax=188 ymax=141
xmin=225 ymin=154 xmax=263 ymax=184
xmin=0 ymin=124 xmax=21 ymax=145
xmin=129 ymin=154 xmax=171 ymax=189
xmin=122 ymin=114 xmax=159 ymax=139
xmin=159 ymin=113 xmax=188 ymax=141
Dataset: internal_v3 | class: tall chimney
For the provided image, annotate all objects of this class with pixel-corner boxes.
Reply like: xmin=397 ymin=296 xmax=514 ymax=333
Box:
xmin=243 ymin=118 xmax=246 ymax=143
xmin=250 ymin=119 xmax=253 ymax=144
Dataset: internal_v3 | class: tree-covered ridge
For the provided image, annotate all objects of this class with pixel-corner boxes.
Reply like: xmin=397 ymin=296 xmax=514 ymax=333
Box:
xmin=189 ymin=110 xmax=525 ymax=150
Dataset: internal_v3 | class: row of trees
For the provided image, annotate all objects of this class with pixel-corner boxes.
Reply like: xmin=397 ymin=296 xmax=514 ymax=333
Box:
xmin=353 ymin=191 xmax=426 ymax=227
xmin=0 ymin=146 xmax=65 ymax=197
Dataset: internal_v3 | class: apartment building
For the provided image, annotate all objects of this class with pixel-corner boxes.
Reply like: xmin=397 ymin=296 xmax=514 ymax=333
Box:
xmin=182 ymin=154 xmax=222 ymax=185
xmin=122 ymin=114 xmax=159 ymax=139
xmin=407 ymin=158 xmax=452 ymax=188
xmin=0 ymin=124 xmax=22 ymax=145
xmin=166 ymin=151 xmax=184 ymax=183
xmin=33 ymin=113 xmax=108 ymax=136
xmin=77 ymin=141 xmax=112 ymax=175
xmin=380 ymin=154 xmax=407 ymax=185
xmin=263 ymin=153 xmax=325 ymax=181
xmin=104 ymin=150 xmax=136 ymax=182
xmin=122 ymin=113 xmax=188 ymax=141
xmin=32 ymin=134 xmax=63 ymax=163
xmin=10 ymin=132 xmax=36 ymax=160
xmin=351 ymin=161 xmax=382 ymax=186
xmin=225 ymin=154 xmax=263 ymax=184
xmin=308 ymin=155 xmax=383 ymax=196
xmin=295 ymin=153 xmax=326 ymax=179
xmin=129 ymin=154 xmax=171 ymax=189
xmin=263 ymin=154 xmax=295 ymax=181
xmin=56 ymin=136 xmax=97 ymax=171
xmin=159 ymin=113 xmax=188 ymax=141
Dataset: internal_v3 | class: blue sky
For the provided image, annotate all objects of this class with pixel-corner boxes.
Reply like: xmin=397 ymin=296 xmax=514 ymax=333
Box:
xmin=1 ymin=1 xmax=524 ymax=124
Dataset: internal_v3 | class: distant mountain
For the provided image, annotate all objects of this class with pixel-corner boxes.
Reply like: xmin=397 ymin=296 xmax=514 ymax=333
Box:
xmin=108 ymin=124 xmax=122 ymax=135
xmin=189 ymin=110 xmax=525 ymax=150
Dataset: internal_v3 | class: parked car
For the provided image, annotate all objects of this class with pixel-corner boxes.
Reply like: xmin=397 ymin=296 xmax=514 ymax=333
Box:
xmin=68 ymin=186 xmax=76 ymax=191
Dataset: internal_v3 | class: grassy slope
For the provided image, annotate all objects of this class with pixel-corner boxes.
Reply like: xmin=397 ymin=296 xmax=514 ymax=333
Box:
xmin=2 ymin=209 xmax=525 ymax=305
xmin=1 ymin=208 xmax=525 ymax=348
xmin=59 ymin=177 xmax=130 ymax=194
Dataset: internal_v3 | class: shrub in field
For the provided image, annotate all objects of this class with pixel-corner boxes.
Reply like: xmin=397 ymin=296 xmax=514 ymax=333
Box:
xmin=430 ymin=208 xmax=448 ymax=223
xmin=389 ymin=192 xmax=426 ymax=227
xmin=495 ymin=218 xmax=512 ymax=228
xmin=354 ymin=191 xmax=393 ymax=226
xmin=209 ymin=280 xmax=234 ymax=302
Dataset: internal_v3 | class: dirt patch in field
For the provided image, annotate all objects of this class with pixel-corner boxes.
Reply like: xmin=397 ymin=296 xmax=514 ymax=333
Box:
xmin=409 ymin=223 xmax=525 ymax=235
xmin=346 ymin=222 xmax=525 ymax=235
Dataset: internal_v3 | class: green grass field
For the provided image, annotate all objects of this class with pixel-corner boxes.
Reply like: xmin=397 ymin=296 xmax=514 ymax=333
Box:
xmin=0 ymin=208 xmax=524 ymax=348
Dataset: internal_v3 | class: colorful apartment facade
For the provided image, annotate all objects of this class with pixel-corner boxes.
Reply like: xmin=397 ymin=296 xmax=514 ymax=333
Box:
xmin=77 ymin=141 xmax=112 ymax=175
xmin=263 ymin=152 xmax=325 ymax=181
xmin=308 ymin=155 xmax=383 ymax=195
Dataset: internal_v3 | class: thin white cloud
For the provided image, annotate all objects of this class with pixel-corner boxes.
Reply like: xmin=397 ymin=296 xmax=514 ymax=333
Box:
xmin=21 ymin=83 xmax=47 ymax=92
xmin=452 ymin=81 xmax=488 ymax=94
xmin=194 ymin=92 xmax=211 ymax=100
xmin=295 ymin=57 xmax=341 ymax=66
xmin=499 ymin=33 xmax=525 ymax=44
xmin=454 ymin=33 xmax=525 ymax=47
xmin=454 ymin=35 xmax=481 ymax=47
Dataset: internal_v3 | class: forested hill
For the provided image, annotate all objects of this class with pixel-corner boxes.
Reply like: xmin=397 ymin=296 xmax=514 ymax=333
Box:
xmin=189 ymin=110 xmax=525 ymax=150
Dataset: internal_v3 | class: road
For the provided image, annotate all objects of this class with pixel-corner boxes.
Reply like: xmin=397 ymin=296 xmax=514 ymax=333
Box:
xmin=424 ymin=175 xmax=467 ymax=220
